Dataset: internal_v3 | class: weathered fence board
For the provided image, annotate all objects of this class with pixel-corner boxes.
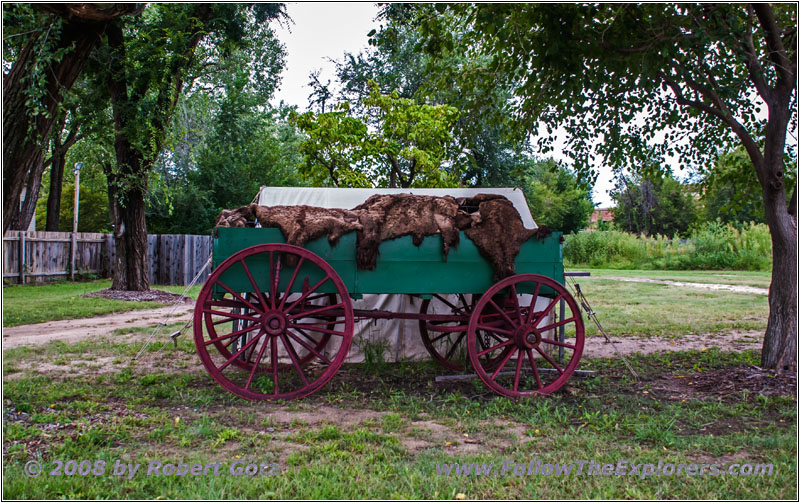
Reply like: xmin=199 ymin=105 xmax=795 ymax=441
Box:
xmin=3 ymin=231 xmax=211 ymax=286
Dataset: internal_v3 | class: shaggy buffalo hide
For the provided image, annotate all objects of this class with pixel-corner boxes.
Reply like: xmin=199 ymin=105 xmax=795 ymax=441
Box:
xmin=215 ymin=193 xmax=547 ymax=280
xmin=462 ymin=198 xmax=539 ymax=281
xmin=352 ymin=194 xmax=461 ymax=270
xmin=215 ymin=205 xmax=255 ymax=228
xmin=251 ymin=204 xmax=363 ymax=247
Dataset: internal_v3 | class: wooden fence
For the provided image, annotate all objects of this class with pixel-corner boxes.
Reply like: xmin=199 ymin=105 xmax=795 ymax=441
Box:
xmin=3 ymin=231 xmax=212 ymax=286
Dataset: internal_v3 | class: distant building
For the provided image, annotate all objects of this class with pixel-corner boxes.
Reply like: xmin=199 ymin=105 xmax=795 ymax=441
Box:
xmin=587 ymin=207 xmax=614 ymax=230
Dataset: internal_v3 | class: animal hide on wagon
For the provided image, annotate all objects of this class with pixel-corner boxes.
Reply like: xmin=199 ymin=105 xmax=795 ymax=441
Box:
xmin=352 ymin=194 xmax=461 ymax=270
xmin=215 ymin=193 xmax=547 ymax=279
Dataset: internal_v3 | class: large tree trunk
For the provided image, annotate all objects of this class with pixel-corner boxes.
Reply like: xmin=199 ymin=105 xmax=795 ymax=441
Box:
xmin=3 ymin=24 xmax=96 ymax=232
xmin=45 ymin=149 xmax=67 ymax=232
xmin=107 ymin=165 xmax=150 ymax=291
xmin=105 ymin=21 xmax=150 ymax=291
xmin=760 ymin=181 xmax=797 ymax=370
xmin=3 ymin=4 xmax=143 ymax=233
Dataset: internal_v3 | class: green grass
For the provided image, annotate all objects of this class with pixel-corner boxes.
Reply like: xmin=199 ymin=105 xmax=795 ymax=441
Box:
xmin=0 ymin=271 xmax=788 ymax=498
xmin=2 ymin=280 xmax=202 ymax=327
xmin=582 ymin=268 xmax=772 ymax=290
xmin=2 ymin=338 xmax=795 ymax=499
xmin=573 ymin=275 xmax=768 ymax=338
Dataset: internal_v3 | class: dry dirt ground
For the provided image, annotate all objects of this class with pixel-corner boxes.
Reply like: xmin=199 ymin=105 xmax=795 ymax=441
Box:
xmin=1 ymin=304 xmax=194 ymax=349
xmin=1 ymin=303 xmax=763 ymax=356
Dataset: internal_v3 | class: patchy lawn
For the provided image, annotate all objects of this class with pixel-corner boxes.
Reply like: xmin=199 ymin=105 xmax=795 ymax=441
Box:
xmin=2 ymin=280 xmax=201 ymax=327
xmin=572 ymin=272 xmax=768 ymax=338
xmin=2 ymin=269 xmax=792 ymax=499
xmin=2 ymin=333 xmax=796 ymax=499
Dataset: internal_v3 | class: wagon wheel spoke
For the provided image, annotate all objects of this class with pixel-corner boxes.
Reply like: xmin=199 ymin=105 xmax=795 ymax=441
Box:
xmin=540 ymin=337 xmax=576 ymax=350
xmin=270 ymin=335 xmax=279 ymax=394
xmin=443 ymin=332 xmax=467 ymax=361
xmin=513 ymin=350 xmax=525 ymax=392
xmin=538 ymin=317 xmax=577 ymax=334
xmin=203 ymin=322 xmax=261 ymax=347
xmin=278 ymin=257 xmax=305 ymax=310
xmin=428 ymin=331 xmax=451 ymax=343
xmin=285 ymin=275 xmax=331 ymax=314
xmin=490 ymin=347 xmax=518 ymax=381
xmin=214 ymin=280 xmax=265 ymax=315
xmin=203 ymin=309 xmax=261 ymax=323
xmin=526 ymin=348 xmax=543 ymax=389
xmin=535 ymin=346 xmax=564 ymax=374
xmin=509 ymin=284 xmax=523 ymax=325
xmin=287 ymin=330 xmax=333 ymax=366
xmin=280 ymin=333 xmax=309 ymax=386
xmin=239 ymin=259 xmax=270 ymax=311
xmin=288 ymin=302 xmax=343 ymax=321
xmin=476 ymin=324 xmax=514 ymax=336
xmin=218 ymin=329 xmax=265 ymax=372
xmin=244 ymin=332 xmax=270 ymax=391
xmin=476 ymin=339 xmax=514 ymax=358
xmin=432 ymin=294 xmax=469 ymax=315
xmin=487 ymin=298 xmax=517 ymax=328
xmin=525 ymin=282 xmax=542 ymax=324
xmin=268 ymin=251 xmax=276 ymax=308
xmin=289 ymin=323 xmax=347 ymax=337
xmin=532 ymin=294 xmax=563 ymax=327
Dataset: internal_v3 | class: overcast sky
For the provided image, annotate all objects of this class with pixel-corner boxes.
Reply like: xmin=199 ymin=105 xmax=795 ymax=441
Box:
xmin=272 ymin=3 xmax=616 ymax=206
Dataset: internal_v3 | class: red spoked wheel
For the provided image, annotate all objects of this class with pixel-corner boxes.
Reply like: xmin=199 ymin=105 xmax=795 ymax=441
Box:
xmin=193 ymin=243 xmax=354 ymax=400
xmin=467 ymin=274 xmax=584 ymax=397
xmin=418 ymin=294 xmax=514 ymax=372
xmin=418 ymin=294 xmax=472 ymax=371
xmin=225 ymin=293 xmax=335 ymax=372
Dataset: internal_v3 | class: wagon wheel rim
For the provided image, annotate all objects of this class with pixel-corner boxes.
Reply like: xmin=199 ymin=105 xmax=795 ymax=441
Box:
xmin=194 ymin=243 xmax=354 ymax=401
xmin=467 ymin=274 xmax=584 ymax=397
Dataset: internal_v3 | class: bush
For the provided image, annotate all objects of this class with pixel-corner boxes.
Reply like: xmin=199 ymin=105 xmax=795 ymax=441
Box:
xmin=563 ymin=222 xmax=772 ymax=271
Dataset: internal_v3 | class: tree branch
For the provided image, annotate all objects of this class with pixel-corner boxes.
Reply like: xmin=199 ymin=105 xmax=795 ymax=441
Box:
xmin=657 ymin=70 xmax=764 ymax=168
xmin=753 ymin=3 xmax=795 ymax=90
xmin=741 ymin=6 xmax=773 ymax=103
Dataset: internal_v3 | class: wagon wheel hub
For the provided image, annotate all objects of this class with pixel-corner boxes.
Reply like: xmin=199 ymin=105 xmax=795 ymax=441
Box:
xmin=514 ymin=324 xmax=541 ymax=349
xmin=263 ymin=311 xmax=287 ymax=336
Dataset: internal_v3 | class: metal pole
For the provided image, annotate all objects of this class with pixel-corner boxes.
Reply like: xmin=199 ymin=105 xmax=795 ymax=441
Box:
xmin=558 ymin=297 xmax=565 ymax=364
xmin=71 ymin=162 xmax=82 ymax=281
xmin=19 ymin=233 xmax=25 ymax=284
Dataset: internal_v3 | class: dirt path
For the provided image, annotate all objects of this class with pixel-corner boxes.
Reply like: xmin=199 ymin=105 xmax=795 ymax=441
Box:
xmin=2 ymin=304 xmax=194 ymax=350
xmin=592 ymin=276 xmax=769 ymax=295
xmin=579 ymin=330 xmax=763 ymax=359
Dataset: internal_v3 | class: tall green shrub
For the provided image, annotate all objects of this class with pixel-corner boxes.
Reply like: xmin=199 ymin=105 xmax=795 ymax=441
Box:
xmin=563 ymin=222 xmax=772 ymax=271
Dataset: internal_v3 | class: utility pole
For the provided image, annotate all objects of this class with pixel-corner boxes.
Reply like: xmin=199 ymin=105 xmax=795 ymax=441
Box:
xmin=71 ymin=162 xmax=82 ymax=280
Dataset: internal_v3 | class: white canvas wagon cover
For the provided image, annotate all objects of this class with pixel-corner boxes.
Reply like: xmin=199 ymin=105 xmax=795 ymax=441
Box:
xmin=253 ymin=186 xmax=538 ymax=362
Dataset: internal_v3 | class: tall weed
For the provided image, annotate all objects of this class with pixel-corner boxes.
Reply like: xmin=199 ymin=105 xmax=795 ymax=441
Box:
xmin=563 ymin=222 xmax=772 ymax=270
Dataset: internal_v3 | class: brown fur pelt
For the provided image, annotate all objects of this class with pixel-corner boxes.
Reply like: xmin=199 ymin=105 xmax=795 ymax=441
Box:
xmin=215 ymin=205 xmax=255 ymax=228
xmin=352 ymin=194 xmax=461 ymax=270
xmin=215 ymin=193 xmax=544 ymax=280
xmin=215 ymin=203 xmax=362 ymax=248
xmin=463 ymin=198 xmax=538 ymax=281
xmin=251 ymin=204 xmax=363 ymax=247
